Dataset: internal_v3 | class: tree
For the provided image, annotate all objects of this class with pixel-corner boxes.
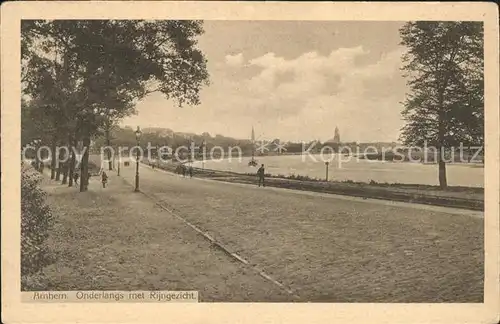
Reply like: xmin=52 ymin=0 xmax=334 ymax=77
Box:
xmin=21 ymin=98 xmax=49 ymax=147
xmin=399 ymin=22 xmax=484 ymax=188
xmin=22 ymin=20 xmax=209 ymax=191
xmin=100 ymin=105 xmax=136 ymax=171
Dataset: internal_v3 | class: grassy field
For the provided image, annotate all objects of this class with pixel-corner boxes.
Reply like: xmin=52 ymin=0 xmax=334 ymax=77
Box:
xmin=119 ymin=164 xmax=484 ymax=302
xmin=28 ymin=174 xmax=291 ymax=302
xmin=28 ymin=160 xmax=483 ymax=302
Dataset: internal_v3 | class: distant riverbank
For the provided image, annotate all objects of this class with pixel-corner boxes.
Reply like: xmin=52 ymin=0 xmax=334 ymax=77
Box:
xmin=143 ymin=160 xmax=483 ymax=211
xmin=157 ymin=151 xmax=485 ymax=164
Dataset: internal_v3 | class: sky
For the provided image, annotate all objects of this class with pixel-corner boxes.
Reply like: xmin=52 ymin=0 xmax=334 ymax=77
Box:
xmin=122 ymin=21 xmax=409 ymax=143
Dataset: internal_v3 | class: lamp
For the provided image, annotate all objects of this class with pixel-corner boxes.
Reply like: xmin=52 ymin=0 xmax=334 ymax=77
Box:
xmin=134 ymin=126 xmax=142 ymax=192
xmin=33 ymin=139 xmax=41 ymax=171
xmin=135 ymin=126 xmax=142 ymax=141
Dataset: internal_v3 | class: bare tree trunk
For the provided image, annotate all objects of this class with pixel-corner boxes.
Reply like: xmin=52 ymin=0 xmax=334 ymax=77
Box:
xmin=80 ymin=136 xmax=91 ymax=192
xmin=68 ymin=137 xmax=76 ymax=187
xmin=80 ymin=64 xmax=98 ymax=191
xmin=438 ymin=158 xmax=447 ymax=188
xmin=105 ymin=123 xmax=113 ymax=171
xmin=60 ymin=142 xmax=69 ymax=183
xmin=437 ymin=92 xmax=448 ymax=189
xmin=61 ymin=136 xmax=71 ymax=185
xmin=55 ymin=163 xmax=62 ymax=180
xmin=50 ymin=140 xmax=57 ymax=180
xmin=62 ymin=160 xmax=69 ymax=184
xmin=55 ymin=144 xmax=64 ymax=181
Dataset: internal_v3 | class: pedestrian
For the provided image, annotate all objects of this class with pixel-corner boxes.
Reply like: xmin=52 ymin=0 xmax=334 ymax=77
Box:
xmin=257 ymin=164 xmax=265 ymax=187
xmin=188 ymin=165 xmax=193 ymax=178
xmin=73 ymin=172 xmax=79 ymax=185
xmin=101 ymin=171 xmax=108 ymax=188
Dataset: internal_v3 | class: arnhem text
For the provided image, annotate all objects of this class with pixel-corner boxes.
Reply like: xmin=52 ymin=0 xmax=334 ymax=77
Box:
xmin=22 ymin=291 xmax=199 ymax=303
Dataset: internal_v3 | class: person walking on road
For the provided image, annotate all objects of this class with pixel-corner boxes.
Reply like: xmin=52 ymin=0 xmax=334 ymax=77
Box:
xmin=188 ymin=165 xmax=193 ymax=178
xmin=101 ymin=171 xmax=108 ymax=188
xmin=257 ymin=164 xmax=265 ymax=187
xmin=73 ymin=172 xmax=79 ymax=185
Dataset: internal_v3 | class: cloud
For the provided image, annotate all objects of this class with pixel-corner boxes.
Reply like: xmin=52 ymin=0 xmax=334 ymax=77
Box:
xmin=225 ymin=53 xmax=244 ymax=67
xmin=129 ymin=46 xmax=407 ymax=143
xmin=246 ymin=46 xmax=368 ymax=96
xmin=239 ymin=46 xmax=406 ymax=141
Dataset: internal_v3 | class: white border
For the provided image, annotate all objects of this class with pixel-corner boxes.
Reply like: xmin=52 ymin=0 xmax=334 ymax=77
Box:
xmin=2 ymin=2 xmax=498 ymax=323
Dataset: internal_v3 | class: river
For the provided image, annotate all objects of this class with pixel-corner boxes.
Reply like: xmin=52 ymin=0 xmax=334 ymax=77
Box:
xmin=191 ymin=154 xmax=484 ymax=187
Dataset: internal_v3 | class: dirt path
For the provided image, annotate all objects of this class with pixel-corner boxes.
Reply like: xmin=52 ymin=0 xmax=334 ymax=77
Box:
xmin=37 ymin=173 xmax=292 ymax=302
xmin=117 ymin=163 xmax=484 ymax=302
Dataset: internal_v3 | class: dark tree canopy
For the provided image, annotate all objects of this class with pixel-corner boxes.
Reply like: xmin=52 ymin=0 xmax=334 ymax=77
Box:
xmin=22 ymin=20 xmax=210 ymax=191
xmin=22 ymin=20 xmax=209 ymax=114
xmin=399 ymin=21 xmax=484 ymax=187
xmin=399 ymin=21 xmax=484 ymax=148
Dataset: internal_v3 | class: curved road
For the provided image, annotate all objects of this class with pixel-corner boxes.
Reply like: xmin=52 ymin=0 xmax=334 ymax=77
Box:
xmin=117 ymin=162 xmax=483 ymax=302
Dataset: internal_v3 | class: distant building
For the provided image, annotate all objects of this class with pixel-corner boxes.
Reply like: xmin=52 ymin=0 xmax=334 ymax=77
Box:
xmin=142 ymin=127 xmax=174 ymax=138
xmin=333 ymin=126 xmax=340 ymax=144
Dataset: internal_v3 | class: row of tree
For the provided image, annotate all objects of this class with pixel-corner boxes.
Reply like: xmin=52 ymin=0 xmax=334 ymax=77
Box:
xmin=91 ymin=125 xmax=359 ymax=156
xmin=21 ymin=20 xmax=209 ymax=191
xmin=94 ymin=122 xmax=483 ymax=164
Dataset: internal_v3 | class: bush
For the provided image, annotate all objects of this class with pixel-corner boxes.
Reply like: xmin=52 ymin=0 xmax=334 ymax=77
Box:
xmin=21 ymin=164 xmax=54 ymax=277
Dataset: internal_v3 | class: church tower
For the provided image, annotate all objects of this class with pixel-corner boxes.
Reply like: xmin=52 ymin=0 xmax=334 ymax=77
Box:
xmin=333 ymin=126 xmax=340 ymax=144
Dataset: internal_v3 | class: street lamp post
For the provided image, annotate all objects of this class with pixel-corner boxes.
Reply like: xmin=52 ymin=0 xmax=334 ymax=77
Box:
xmin=325 ymin=161 xmax=330 ymax=181
xmin=117 ymin=155 xmax=121 ymax=176
xmin=33 ymin=139 xmax=41 ymax=171
xmin=134 ymin=126 xmax=142 ymax=192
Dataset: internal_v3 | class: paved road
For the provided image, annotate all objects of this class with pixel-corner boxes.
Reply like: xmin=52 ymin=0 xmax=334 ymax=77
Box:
xmin=117 ymin=162 xmax=483 ymax=302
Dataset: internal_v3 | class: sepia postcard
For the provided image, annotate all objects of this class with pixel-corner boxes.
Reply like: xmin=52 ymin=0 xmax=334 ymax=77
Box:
xmin=1 ymin=1 xmax=499 ymax=323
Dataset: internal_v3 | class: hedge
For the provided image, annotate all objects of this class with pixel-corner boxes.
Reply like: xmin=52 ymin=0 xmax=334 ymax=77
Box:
xmin=21 ymin=164 xmax=54 ymax=279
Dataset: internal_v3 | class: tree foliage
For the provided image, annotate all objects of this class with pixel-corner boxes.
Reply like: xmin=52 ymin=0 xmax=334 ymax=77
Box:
xmin=399 ymin=21 xmax=484 ymax=187
xmin=22 ymin=20 xmax=210 ymax=190
xmin=22 ymin=19 xmax=209 ymax=132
